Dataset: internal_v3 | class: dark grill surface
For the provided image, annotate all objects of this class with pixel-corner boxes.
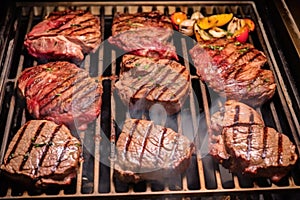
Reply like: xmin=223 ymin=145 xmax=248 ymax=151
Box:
xmin=0 ymin=1 xmax=300 ymax=199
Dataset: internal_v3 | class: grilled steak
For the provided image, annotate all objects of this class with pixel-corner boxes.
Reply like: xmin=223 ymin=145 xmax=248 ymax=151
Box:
xmin=189 ymin=38 xmax=276 ymax=107
xmin=108 ymin=11 xmax=178 ymax=60
xmin=115 ymin=54 xmax=190 ymax=115
xmin=210 ymin=100 xmax=298 ymax=182
xmin=17 ymin=61 xmax=102 ymax=131
xmin=24 ymin=10 xmax=101 ymax=63
xmin=114 ymin=118 xmax=195 ymax=183
xmin=0 ymin=120 xmax=82 ymax=188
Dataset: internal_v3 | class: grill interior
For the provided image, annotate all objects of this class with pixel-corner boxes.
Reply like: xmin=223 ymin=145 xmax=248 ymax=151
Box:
xmin=1 ymin=1 xmax=300 ymax=199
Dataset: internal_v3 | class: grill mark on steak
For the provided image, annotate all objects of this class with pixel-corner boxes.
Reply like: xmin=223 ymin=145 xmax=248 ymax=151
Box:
xmin=33 ymin=125 xmax=62 ymax=176
xmin=139 ymin=122 xmax=152 ymax=168
xmin=262 ymin=127 xmax=268 ymax=159
xmin=51 ymin=140 xmax=70 ymax=174
xmin=154 ymin=67 xmax=186 ymax=100
xmin=24 ymin=63 xmax=67 ymax=96
xmin=124 ymin=119 xmax=139 ymax=156
xmin=40 ymin=77 xmax=95 ymax=115
xmin=55 ymin=15 xmax=97 ymax=34
xmin=6 ymin=123 xmax=29 ymax=164
xmin=278 ymin=133 xmax=283 ymax=166
xmin=46 ymin=13 xmax=87 ymax=35
xmin=210 ymin=100 xmax=298 ymax=182
xmin=37 ymin=72 xmax=87 ymax=104
xmin=190 ymin=38 xmax=275 ymax=107
xmin=19 ymin=122 xmax=46 ymax=171
xmin=246 ymin=113 xmax=254 ymax=160
xmin=131 ymin=66 xmax=172 ymax=100
xmin=155 ymin=128 xmax=167 ymax=165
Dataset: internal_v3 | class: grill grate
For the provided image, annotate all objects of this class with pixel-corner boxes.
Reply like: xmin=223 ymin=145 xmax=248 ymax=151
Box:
xmin=0 ymin=1 xmax=300 ymax=199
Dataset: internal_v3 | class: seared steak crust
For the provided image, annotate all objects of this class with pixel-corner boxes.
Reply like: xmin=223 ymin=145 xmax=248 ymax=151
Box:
xmin=189 ymin=38 xmax=276 ymax=107
xmin=109 ymin=11 xmax=178 ymax=60
xmin=17 ymin=61 xmax=102 ymax=130
xmin=24 ymin=10 xmax=101 ymax=63
xmin=0 ymin=120 xmax=82 ymax=188
xmin=210 ymin=100 xmax=297 ymax=182
xmin=115 ymin=118 xmax=195 ymax=183
xmin=111 ymin=10 xmax=173 ymax=36
xmin=115 ymin=54 xmax=190 ymax=115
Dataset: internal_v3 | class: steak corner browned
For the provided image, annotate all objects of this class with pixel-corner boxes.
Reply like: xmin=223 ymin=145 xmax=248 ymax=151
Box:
xmin=114 ymin=118 xmax=195 ymax=183
xmin=17 ymin=61 xmax=102 ymax=131
xmin=115 ymin=54 xmax=190 ymax=116
xmin=210 ymin=100 xmax=298 ymax=182
xmin=24 ymin=10 xmax=101 ymax=63
xmin=108 ymin=11 xmax=178 ymax=60
xmin=189 ymin=38 xmax=276 ymax=107
xmin=0 ymin=120 xmax=82 ymax=188
xmin=111 ymin=10 xmax=173 ymax=36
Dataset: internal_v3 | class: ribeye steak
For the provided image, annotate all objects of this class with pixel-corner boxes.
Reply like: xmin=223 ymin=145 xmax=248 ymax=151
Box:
xmin=24 ymin=10 xmax=101 ymax=63
xmin=189 ymin=38 xmax=276 ymax=107
xmin=114 ymin=118 xmax=195 ymax=183
xmin=115 ymin=54 xmax=190 ymax=115
xmin=17 ymin=61 xmax=102 ymax=130
xmin=210 ymin=100 xmax=298 ymax=182
xmin=108 ymin=11 xmax=178 ymax=60
xmin=0 ymin=120 xmax=82 ymax=188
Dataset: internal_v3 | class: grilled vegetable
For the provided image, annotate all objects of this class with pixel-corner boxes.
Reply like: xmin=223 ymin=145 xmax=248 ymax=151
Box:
xmin=208 ymin=27 xmax=227 ymax=38
xmin=197 ymin=13 xmax=233 ymax=30
xmin=227 ymin=17 xmax=245 ymax=34
xmin=233 ymin=25 xmax=249 ymax=43
xmin=179 ymin=19 xmax=195 ymax=36
xmin=244 ymin=18 xmax=255 ymax=31
xmin=170 ymin=11 xmax=187 ymax=30
xmin=191 ymin=11 xmax=204 ymax=21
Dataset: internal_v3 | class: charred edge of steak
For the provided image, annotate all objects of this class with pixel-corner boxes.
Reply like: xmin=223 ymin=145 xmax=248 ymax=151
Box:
xmin=111 ymin=10 xmax=173 ymax=36
xmin=116 ymin=54 xmax=190 ymax=115
xmin=17 ymin=61 xmax=103 ymax=130
xmin=0 ymin=120 xmax=82 ymax=189
xmin=209 ymin=100 xmax=298 ymax=182
xmin=189 ymin=38 xmax=276 ymax=107
xmin=114 ymin=119 xmax=195 ymax=183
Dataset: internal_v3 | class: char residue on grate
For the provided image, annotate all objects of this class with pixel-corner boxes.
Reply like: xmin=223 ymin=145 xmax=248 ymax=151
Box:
xmin=0 ymin=2 xmax=300 ymax=199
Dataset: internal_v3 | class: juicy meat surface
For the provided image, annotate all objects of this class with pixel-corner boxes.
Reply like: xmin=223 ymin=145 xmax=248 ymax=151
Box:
xmin=189 ymin=38 xmax=276 ymax=107
xmin=108 ymin=11 xmax=178 ymax=60
xmin=24 ymin=10 xmax=101 ymax=63
xmin=210 ymin=100 xmax=298 ymax=182
xmin=114 ymin=118 xmax=195 ymax=183
xmin=111 ymin=10 xmax=173 ymax=36
xmin=17 ymin=61 xmax=102 ymax=131
xmin=115 ymin=54 xmax=190 ymax=115
xmin=0 ymin=120 xmax=82 ymax=188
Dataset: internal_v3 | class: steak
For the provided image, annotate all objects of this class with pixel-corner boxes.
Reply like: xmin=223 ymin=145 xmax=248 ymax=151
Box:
xmin=114 ymin=118 xmax=195 ymax=183
xmin=189 ymin=38 xmax=276 ymax=107
xmin=24 ymin=10 xmax=101 ymax=63
xmin=210 ymin=100 xmax=298 ymax=182
xmin=0 ymin=120 xmax=82 ymax=188
xmin=115 ymin=54 xmax=190 ymax=116
xmin=108 ymin=11 xmax=178 ymax=60
xmin=17 ymin=61 xmax=102 ymax=131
